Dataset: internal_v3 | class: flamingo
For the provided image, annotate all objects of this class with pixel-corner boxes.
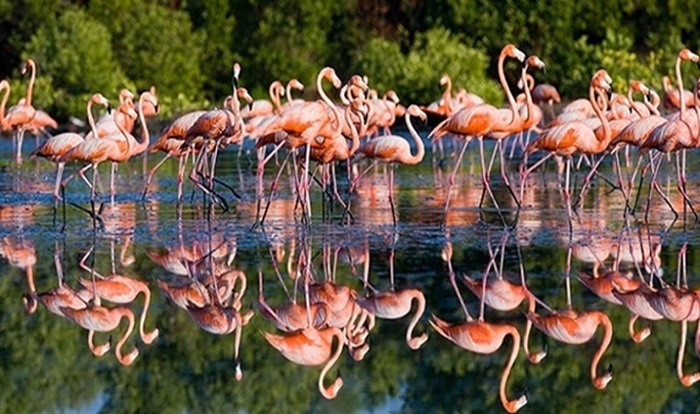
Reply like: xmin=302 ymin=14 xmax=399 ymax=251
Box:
xmin=263 ymin=326 xmax=345 ymax=399
xmin=354 ymin=240 xmax=428 ymax=350
xmin=22 ymin=242 xmax=89 ymax=318
xmin=87 ymin=89 xmax=137 ymax=139
xmin=61 ymin=303 xmax=140 ymax=366
xmin=186 ymin=303 xmax=253 ymax=381
xmin=662 ymin=75 xmax=695 ymax=110
xmin=640 ymin=49 xmax=700 ymax=221
xmin=521 ymin=69 xmax=613 ymax=221
xmin=31 ymin=93 xmax=111 ymax=214
xmin=258 ymin=270 xmax=330 ymax=332
xmin=349 ymin=105 xmax=427 ymax=225
xmin=430 ymin=44 xmax=527 ymax=217
xmin=0 ymin=80 xmax=11 ymax=126
xmin=75 ymin=273 xmax=160 ymax=345
xmin=3 ymin=59 xmax=37 ymax=164
xmin=432 ymin=238 xmax=527 ymax=413
xmin=525 ymin=309 xmax=613 ymax=389
xmin=60 ymin=103 xmax=136 ymax=205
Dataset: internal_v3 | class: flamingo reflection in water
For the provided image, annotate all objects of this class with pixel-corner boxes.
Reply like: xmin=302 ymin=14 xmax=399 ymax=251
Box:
xmin=262 ymin=235 xmax=347 ymax=400
xmin=58 ymin=245 xmax=140 ymax=365
xmin=431 ymin=238 xmax=527 ymax=413
xmin=74 ymin=240 xmax=159 ymax=345
xmin=354 ymin=234 xmax=428 ymax=350
xmin=643 ymin=244 xmax=700 ymax=386
xmin=525 ymin=242 xmax=614 ymax=390
xmin=20 ymin=240 xmax=88 ymax=318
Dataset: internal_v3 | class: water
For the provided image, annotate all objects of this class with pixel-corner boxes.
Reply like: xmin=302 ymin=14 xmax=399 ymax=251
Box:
xmin=1 ymin=133 xmax=700 ymax=413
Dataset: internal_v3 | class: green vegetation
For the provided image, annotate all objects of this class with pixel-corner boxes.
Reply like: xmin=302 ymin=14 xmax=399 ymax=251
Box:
xmin=1 ymin=0 xmax=699 ymax=120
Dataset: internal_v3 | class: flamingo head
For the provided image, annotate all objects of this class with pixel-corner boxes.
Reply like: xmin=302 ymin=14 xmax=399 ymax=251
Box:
xmin=592 ymin=69 xmax=613 ymax=93
xmin=408 ymin=332 xmax=429 ymax=350
xmin=20 ymin=59 xmax=35 ymax=76
xmin=91 ymin=93 xmax=112 ymax=114
xmin=407 ymin=105 xmax=427 ymax=123
xmin=237 ymin=87 xmax=254 ymax=111
xmin=320 ymin=67 xmax=342 ymax=89
xmin=629 ymin=80 xmax=650 ymax=96
xmin=119 ymin=89 xmax=135 ymax=105
xmin=526 ymin=56 xmax=546 ymax=72
xmin=140 ymin=89 xmax=159 ymax=114
xmin=681 ymin=373 xmax=700 ymax=387
xmin=0 ymin=79 xmax=9 ymax=90
xmin=439 ymin=74 xmax=450 ymax=86
xmin=235 ymin=362 xmax=243 ymax=381
xmin=632 ymin=327 xmax=651 ymax=343
xmin=121 ymin=104 xmax=138 ymax=120
xmin=289 ymin=78 xmax=304 ymax=91
xmin=440 ymin=242 xmax=453 ymax=262
xmin=678 ymin=48 xmax=700 ymax=63
xmin=503 ymin=44 xmax=526 ymax=62
xmin=143 ymin=328 xmax=160 ymax=345
xmin=21 ymin=293 xmax=38 ymax=314
xmin=593 ymin=365 xmax=613 ymax=389
xmin=384 ymin=90 xmax=399 ymax=104
xmin=322 ymin=376 xmax=344 ymax=400
xmin=348 ymin=74 xmax=369 ymax=91
xmin=119 ymin=348 xmax=140 ymax=366
xmin=505 ymin=394 xmax=528 ymax=413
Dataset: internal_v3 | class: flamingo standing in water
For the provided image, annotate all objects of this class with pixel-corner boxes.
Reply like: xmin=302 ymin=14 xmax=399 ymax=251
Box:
xmin=640 ymin=49 xmax=700 ymax=221
xmin=521 ymin=69 xmax=613 ymax=222
xmin=349 ymin=105 xmax=427 ymax=225
xmin=31 ymin=94 xmax=112 ymax=216
xmin=430 ymin=44 xmax=527 ymax=218
xmin=2 ymin=59 xmax=37 ymax=164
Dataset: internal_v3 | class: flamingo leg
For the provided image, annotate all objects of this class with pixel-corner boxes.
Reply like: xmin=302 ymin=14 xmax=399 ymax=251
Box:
xmin=142 ymin=152 xmax=172 ymax=200
xmin=443 ymin=137 xmax=471 ymax=216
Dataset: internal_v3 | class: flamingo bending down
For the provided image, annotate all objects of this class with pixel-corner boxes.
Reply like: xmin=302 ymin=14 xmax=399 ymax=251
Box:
xmin=525 ymin=309 xmax=613 ymax=389
xmin=2 ymin=59 xmax=37 ymax=164
xmin=349 ymin=105 xmax=427 ymax=225
xmin=76 ymin=274 xmax=159 ymax=345
xmin=263 ymin=326 xmax=345 ymax=399
xmin=61 ymin=303 xmax=140 ymax=366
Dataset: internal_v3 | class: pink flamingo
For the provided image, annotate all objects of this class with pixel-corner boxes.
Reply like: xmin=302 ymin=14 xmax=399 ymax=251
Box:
xmin=2 ymin=59 xmax=37 ymax=164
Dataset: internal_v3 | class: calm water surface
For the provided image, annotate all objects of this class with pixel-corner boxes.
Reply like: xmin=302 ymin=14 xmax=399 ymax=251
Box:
xmin=1 ymin=133 xmax=700 ymax=413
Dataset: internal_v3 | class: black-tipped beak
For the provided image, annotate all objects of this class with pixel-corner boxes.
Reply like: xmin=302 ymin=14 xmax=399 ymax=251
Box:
xmin=696 ymin=61 xmax=700 ymax=70
xmin=248 ymin=102 xmax=254 ymax=111
xmin=608 ymin=363 xmax=613 ymax=374
xmin=107 ymin=103 xmax=113 ymax=114
xmin=154 ymin=104 xmax=160 ymax=113
xmin=542 ymin=66 xmax=547 ymax=75
xmin=606 ymin=88 xmax=613 ymax=101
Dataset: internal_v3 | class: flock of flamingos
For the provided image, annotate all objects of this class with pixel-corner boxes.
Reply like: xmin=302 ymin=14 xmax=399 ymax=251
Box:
xmin=1 ymin=43 xmax=700 ymax=412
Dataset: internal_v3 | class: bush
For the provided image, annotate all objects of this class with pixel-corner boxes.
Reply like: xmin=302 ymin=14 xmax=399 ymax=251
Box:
xmin=355 ymin=28 xmax=503 ymax=107
xmin=22 ymin=8 xmax=129 ymax=119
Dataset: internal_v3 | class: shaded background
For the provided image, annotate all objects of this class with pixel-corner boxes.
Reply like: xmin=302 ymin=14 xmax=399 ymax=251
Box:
xmin=1 ymin=0 xmax=699 ymax=121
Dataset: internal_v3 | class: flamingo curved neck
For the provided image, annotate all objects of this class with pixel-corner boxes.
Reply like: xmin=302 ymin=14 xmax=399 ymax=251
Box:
xmin=589 ymin=83 xmax=611 ymax=150
xmin=138 ymin=287 xmax=156 ymax=343
xmin=675 ymin=55 xmax=686 ymax=117
xmin=497 ymin=51 xmax=519 ymax=124
xmin=590 ymin=313 xmax=613 ymax=388
xmin=405 ymin=111 xmax=425 ymax=165
xmin=135 ymin=95 xmax=150 ymax=154
xmin=405 ymin=292 xmax=426 ymax=348
xmin=500 ymin=327 xmax=525 ymax=412
xmin=0 ymin=83 xmax=10 ymax=123
xmin=442 ymin=77 xmax=453 ymax=115
xmin=270 ymin=82 xmax=283 ymax=114
xmin=114 ymin=113 xmax=132 ymax=156
xmin=319 ymin=328 xmax=344 ymax=399
xmin=521 ymin=67 xmax=535 ymax=125
xmin=345 ymin=107 xmax=360 ymax=156
xmin=87 ymin=99 xmax=100 ymax=139
xmin=26 ymin=61 xmax=36 ymax=106
xmin=317 ymin=70 xmax=342 ymax=134
xmin=115 ymin=310 xmax=136 ymax=364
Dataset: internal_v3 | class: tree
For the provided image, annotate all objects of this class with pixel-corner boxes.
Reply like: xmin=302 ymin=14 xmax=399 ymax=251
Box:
xmin=22 ymin=7 xmax=129 ymax=119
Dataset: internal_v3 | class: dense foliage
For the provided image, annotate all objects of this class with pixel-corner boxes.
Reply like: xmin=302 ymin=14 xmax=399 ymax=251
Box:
xmin=1 ymin=0 xmax=699 ymax=120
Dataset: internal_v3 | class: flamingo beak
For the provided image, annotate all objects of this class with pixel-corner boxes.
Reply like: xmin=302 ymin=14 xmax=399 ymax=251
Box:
xmin=608 ymin=363 xmax=613 ymax=374
xmin=106 ymin=103 xmax=113 ymax=114
xmin=248 ymin=101 xmax=254 ymax=111
xmin=154 ymin=104 xmax=160 ymax=113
